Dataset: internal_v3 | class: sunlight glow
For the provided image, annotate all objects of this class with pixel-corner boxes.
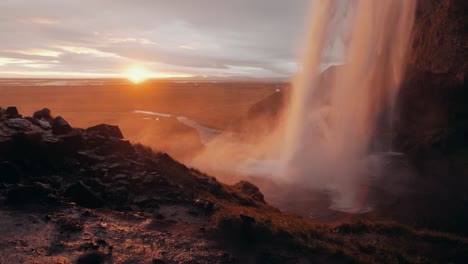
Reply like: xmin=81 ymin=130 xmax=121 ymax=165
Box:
xmin=125 ymin=66 xmax=151 ymax=84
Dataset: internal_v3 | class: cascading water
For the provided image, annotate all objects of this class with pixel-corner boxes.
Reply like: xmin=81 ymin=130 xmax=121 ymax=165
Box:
xmin=191 ymin=0 xmax=416 ymax=215
xmin=280 ymin=0 xmax=416 ymax=212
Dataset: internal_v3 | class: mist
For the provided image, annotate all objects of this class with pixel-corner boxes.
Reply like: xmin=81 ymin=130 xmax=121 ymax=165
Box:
xmin=189 ymin=0 xmax=417 ymax=213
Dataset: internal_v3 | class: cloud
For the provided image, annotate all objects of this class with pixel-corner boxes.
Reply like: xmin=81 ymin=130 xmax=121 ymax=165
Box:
xmin=5 ymin=49 xmax=62 ymax=57
xmin=0 ymin=0 xmax=311 ymax=78
xmin=19 ymin=17 xmax=59 ymax=25
xmin=54 ymin=46 xmax=119 ymax=58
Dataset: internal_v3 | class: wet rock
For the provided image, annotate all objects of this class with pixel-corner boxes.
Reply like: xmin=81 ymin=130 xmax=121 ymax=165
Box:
xmin=33 ymin=108 xmax=52 ymax=122
xmin=0 ymin=161 xmax=21 ymax=183
xmin=64 ymin=182 xmax=104 ymax=208
xmin=52 ymin=116 xmax=72 ymax=135
xmin=86 ymin=124 xmax=124 ymax=139
xmin=5 ymin=106 xmax=21 ymax=119
xmin=233 ymin=181 xmax=265 ymax=203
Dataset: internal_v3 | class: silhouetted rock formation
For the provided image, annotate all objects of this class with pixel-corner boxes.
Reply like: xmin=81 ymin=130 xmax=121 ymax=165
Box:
xmin=0 ymin=107 xmax=237 ymax=211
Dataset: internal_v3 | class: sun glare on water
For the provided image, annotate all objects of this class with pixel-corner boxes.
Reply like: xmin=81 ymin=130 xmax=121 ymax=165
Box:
xmin=125 ymin=66 xmax=151 ymax=84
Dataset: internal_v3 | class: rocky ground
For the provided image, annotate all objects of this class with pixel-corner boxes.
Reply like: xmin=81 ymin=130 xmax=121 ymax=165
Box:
xmin=1 ymin=107 xmax=468 ymax=263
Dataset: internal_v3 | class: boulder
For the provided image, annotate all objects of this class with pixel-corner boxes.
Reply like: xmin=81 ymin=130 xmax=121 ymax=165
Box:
xmin=64 ymin=182 xmax=104 ymax=208
xmin=233 ymin=181 xmax=265 ymax=203
xmin=86 ymin=124 xmax=124 ymax=139
xmin=58 ymin=129 xmax=84 ymax=149
xmin=5 ymin=106 xmax=21 ymax=119
xmin=5 ymin=118 xmax=42 ymax=132
xmin=52 ymin=116 xmax=72 ymax=135
xmin=26 ymin=116 xmax=52 ymax=130
xmin=33 ymin=108 xmax=52 ymax=122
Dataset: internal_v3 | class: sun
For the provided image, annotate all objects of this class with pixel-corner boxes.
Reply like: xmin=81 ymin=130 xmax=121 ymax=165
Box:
xmin=125 ymin=66 xmax=150 ymax=84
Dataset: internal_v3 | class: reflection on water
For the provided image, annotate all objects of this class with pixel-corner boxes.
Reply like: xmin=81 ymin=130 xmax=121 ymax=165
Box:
xmin=133 ymin=110 xmax=221 ymax=144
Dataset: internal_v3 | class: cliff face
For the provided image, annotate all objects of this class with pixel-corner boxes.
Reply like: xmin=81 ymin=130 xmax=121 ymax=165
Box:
xmin=395 ymin=0 xmax=468 ymax=152
xmin=409 ymin=0 xmax=468 ymax=79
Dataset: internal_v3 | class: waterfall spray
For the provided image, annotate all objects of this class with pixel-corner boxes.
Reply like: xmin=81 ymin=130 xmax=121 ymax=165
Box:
xmin=191 ymin=0 xmax=416 ymax=214
xmin=280 ymin=0 xmax=416 ymax=211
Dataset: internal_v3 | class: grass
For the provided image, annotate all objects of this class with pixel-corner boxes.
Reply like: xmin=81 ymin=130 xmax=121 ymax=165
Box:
xmin=135 ymin=143 xmax=468 ymax=263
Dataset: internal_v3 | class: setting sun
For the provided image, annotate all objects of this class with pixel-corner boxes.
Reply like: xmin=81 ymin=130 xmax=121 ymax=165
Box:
xmin=125 ymin=66 xmax=150 ymax=84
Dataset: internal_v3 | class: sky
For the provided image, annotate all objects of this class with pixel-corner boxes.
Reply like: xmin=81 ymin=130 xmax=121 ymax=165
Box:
xmin=0 ymin=0 xmax=311 ymax=79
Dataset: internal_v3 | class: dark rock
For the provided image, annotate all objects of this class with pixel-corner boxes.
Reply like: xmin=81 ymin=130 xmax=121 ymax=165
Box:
xmin=103 ymin=138 xmax=135 ymax=155
xmin=104 ymin=187 xmax=129 ymax=207
xmin=233 ymin=181 xmax=265 ymax=203
xmin=35 ymin=176 xmax=61 ymax=189
xmin=410 ymin=0 xmax=468 ymax=79
xmin=52 ymin=116 xmax=72 ymax=135
xmin=58 ymin=217 xmax=84 ymax=232
xmin=240 ymin=214 xmax=256 ymax=225
xmin=77 ymin=251 xmax=106 ymax=264
xmin=4 ymin=118 xmax=42 ymax=132
xmin=132 ymin=195 xmax=159 ymax=208
xmin=77 ymin=151 xmax=106 ymax=162
xmin=0 ymin=161 xmax=21 ymax=183
xmin=152 ymin=259 xmax=166 ymax=264
xmin=26 ymin=116 xmax=52 ymax=130
xmin=5 ymin=106 xmax=21 ymax=119
xmin=95 ymin=239 xmax=108 ymax=247
xmin=6 ymin=183 xmax=57 ymax=204
xmin=58 ymin=129 xmax=84 ymax=149
xmin=33 ymin=108 xmax=52 ymax=121
xmin=83 ymin=178 xmax=106 ymax=193
xmin=394 ymin=70 xmax=466 ymax=152
xmin=86 ymin=124 xmax=124 ymax=139
xmin=194 ymin=198 xmax=215 ymax=212
xmin=64 ymin=182 xmax=104 ymax=208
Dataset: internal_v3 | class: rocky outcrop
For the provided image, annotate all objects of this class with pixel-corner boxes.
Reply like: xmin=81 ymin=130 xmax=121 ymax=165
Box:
xmin=0 ymin=107 xmax=264 ymax=212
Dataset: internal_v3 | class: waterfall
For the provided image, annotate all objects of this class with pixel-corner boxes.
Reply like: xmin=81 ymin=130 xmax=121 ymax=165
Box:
xmin=280 ymin=0 xmax=416 ymax=212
